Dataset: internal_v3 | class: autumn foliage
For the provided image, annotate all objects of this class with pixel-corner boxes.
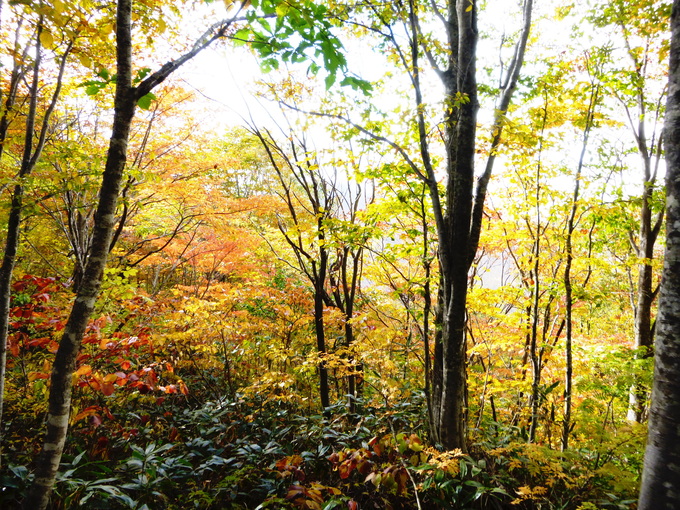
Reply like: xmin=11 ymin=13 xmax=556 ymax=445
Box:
xmin=0 ymin=0 xmax=673 ymax=508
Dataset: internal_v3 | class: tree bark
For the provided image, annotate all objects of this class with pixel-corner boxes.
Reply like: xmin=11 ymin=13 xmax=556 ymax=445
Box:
xmin=563 ymin=73 xmax=600 ymax=451
xmin=314 ymin=253 xmax=331 ymax=411
xmin=638 ymin=2 xmax=680 ymax=506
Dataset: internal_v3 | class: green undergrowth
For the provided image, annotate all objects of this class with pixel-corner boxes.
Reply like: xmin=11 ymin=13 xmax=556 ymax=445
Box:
xmin=1 ymin=395 xmax=640 ymax=510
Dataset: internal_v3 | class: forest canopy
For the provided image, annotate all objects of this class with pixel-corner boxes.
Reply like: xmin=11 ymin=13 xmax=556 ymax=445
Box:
xmin=0 ymin=0 xmax=676 ymax=509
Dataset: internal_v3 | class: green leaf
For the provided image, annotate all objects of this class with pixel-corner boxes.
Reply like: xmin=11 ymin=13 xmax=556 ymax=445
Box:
xmin=85 ymin=83 xmax=104 ymax=96
xmin=137 ymin=92 xmax=157 ymax=110
xmin=233 ymin=27 xmax=251 ymax=44
xmin=134 ymin=67 xmax=152 ymax=84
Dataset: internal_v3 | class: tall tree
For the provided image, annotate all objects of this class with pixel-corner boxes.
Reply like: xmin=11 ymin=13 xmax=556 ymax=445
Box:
xmin=589 ymin=0 xmax=670 ymax=422
xmin=331 ymin=0 xmax=533 ymax=449
xmin=638 ymin=0 xmax=680 ymax=506
xmin=0 ymin=7 xmax=73 ymax=462
xmin=23 ymin=2 xmax=244 ymax=506
xmin=254 ymin=127 xmax=335 ymax=411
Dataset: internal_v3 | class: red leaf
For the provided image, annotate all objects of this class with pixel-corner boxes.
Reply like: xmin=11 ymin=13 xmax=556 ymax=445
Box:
xmin=27 ymin=337 xmax=51 ymax=348
xmin=338 ymin=462 xmax=352 ymax=479
xmin=101 ymin=381 xmax=115 ymax=396
xmin=83 ymin=334 xmax=99 ymax=345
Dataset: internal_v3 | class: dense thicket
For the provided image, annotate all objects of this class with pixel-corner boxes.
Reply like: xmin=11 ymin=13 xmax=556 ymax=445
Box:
xmin=0 ymin=0 xmax=674 ymax=508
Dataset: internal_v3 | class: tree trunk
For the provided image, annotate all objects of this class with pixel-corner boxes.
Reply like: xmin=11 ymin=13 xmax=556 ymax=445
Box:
xmin=0 ymin=20 xmax=70 ymax=463
xmin=424 ymin=0 xmax=531 ymax=450
xmin=23 ymin=0 xmax=237 ymax=504
xmin=638 ymin=2 xmax=680 ymax=506
xmin=563 ymin=75 xmax=600 ymax=450
xmin=22 ymin=2 xmax=136 ymax=506
xmin=627 ymin=184 xmax=660 ymax=421
xmin=315 ymin=253 xmax=331 ymax=411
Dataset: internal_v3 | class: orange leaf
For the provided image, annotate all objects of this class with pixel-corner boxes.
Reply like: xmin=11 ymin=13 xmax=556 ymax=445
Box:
xmin=75 ymin=365 xmax=92 ymax=377
xmin=178 ymin=381 xmax=189 ymax=395
xmin=73 ymin=406 xmax=100 ymax=422
xmin=27 ymin=337 xmax=51 ymax=348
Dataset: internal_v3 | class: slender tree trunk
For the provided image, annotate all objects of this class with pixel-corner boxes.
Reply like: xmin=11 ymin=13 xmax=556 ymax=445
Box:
xmin=528 ymin=94 xmax=548 ymax=444
xmin=315 ymin=253 xmax=331 ymax=411
xmin=430 ymin=285 xmax=444 ymax=444
xmin=22 ymin=5 xmax=236 ymax=502
xmin=22 ymin=2 xmax=135 ymax=506
xmin=528 ymin=235 xmax=541 ymax=443
xmin=562 ymin=76 xmax=599 ymax=450
xmin=0 ymin=24 xmax=41 ymax=459
xmin=627 ymin=187 xmax=659 ymax=421
xmin=0 ymin=20 xmax=70 ymax=462
xmin=421 ymin=197 xmax=435 ymax=441
xmin=638 ymin=3 xmax=680 ymax=505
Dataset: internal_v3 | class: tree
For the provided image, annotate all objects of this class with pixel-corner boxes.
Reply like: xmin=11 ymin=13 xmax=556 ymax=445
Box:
xmin=22 ymin=1 xmax=246 ymax=506
xmin=251 ymin=118 xmax=371 ymax=412
xmin=588 ymin=0 xmax=670 ymax=422
xmin=638 ymin=0 xmax=680 ymax=506
xmin=329 ymin=0 xmax=533 ymax=449
xmin=0 ymin=4 xmax=74 ymax=462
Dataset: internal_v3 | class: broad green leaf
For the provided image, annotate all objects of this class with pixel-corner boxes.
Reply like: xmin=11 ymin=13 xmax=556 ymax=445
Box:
xmin=137 ymin=92 xmax=156 ymax=110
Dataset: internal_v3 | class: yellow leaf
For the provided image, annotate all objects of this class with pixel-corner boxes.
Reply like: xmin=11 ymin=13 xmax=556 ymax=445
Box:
xmin=516 ymin=486 xmax=532 ymax=496
xmin=39 ymin=30 xmax=54 ymax=49
xmin=276 ymin=3 xmax=289 ymax=16
xmin=103 ymin=373 xmax=118 ymax=384
xmin=79 ymin=54 xmax=92 ymax=69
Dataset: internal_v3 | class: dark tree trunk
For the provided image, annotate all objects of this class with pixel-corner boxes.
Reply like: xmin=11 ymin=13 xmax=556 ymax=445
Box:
xmin=638 ymin=2 xmax=680 ymax=506
xmin=563 ymin=75 xmax=600 ymax=451
xmin=314 ymin=255 xmax=331 ymax=411
xmin=628 ymin=184 xmax=661 ymax=421
xmin=415 ymin=0 xmax=532 ymax=450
